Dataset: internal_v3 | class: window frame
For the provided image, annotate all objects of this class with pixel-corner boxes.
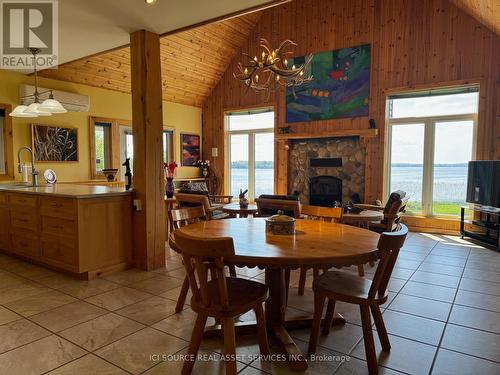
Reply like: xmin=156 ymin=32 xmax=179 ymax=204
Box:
xmin=386 ymin=112 xmax=477 ymax=218
xmin=225 ymin=108 xmax=275 ymax=201
xmin=0 ymin=103 xmax=14 ymax=181
xmin=89 ymin=116 xmax=120 ymax=180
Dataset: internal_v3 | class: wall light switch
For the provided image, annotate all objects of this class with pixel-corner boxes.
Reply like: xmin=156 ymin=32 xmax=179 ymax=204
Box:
xmin=133 ymin=199 xmax=142 ymax=211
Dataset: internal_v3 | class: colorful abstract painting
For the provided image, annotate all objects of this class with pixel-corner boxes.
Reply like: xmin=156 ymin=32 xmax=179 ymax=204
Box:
xmin=286 ymin=44 xmax=370 ymax=123
xmin=181 ymin=133 xmax=201 ymax=166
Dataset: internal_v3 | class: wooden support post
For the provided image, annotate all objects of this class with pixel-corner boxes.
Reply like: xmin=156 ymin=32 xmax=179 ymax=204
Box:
xmin=130 ymin=30 xmax=166 ymax=270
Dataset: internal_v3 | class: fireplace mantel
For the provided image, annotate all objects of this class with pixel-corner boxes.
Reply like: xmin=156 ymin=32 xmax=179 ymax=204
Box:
xmin=276 ymin=128 xmax=378 ymax=143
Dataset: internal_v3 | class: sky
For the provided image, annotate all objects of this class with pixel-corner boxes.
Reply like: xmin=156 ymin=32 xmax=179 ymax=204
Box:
xmin=228 ymin=112 xmax=274 ymax=162
xmin=390 ymin=93 xmax=478 ymax=164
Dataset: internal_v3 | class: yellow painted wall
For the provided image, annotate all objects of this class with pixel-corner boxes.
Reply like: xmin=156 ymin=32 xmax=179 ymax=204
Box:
xmin=0 ymin=69 xmax=202 ymax=182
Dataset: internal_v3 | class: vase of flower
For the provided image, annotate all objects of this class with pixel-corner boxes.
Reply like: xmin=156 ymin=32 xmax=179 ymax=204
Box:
xmin=163 ymin=161 xmax=178 ymax=198
xmin=165 ymin=177 xmax=175 ymax=198
xmin=197 ymin=160 xmax=210 ymax=178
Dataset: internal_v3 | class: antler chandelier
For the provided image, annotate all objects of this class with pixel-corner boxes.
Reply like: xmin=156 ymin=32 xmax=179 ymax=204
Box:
xmin=233 ymin=39 xmax=313 ymax=97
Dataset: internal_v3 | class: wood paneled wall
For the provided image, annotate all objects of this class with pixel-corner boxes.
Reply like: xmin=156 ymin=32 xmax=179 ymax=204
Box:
xmin=202 ymin=0 xmax=500 ymax=202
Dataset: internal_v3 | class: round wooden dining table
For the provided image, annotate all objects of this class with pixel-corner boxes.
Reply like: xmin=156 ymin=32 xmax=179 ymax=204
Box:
xmin=176 ymin=218 xmax=380 ymax=370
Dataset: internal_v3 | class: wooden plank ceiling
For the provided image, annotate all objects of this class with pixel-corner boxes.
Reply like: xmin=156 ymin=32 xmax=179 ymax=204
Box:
xmin=449 ymin=0 xmax=499 ymax=35
xmin=39 ymin=12 xmax=262 ymax=107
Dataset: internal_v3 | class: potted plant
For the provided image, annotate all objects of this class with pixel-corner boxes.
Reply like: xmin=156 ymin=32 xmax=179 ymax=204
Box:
xmin=163 ymin=161 xmax=177 ymax=198
xmin=197 ymin=160 xmax=210 ymax=177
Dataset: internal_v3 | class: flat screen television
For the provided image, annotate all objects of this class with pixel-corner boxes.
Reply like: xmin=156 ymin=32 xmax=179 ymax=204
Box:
xmin=466 ymin=160 xmax=500 ymax=208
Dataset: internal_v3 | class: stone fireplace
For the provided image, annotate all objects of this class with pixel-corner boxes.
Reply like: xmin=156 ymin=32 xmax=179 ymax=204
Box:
xmin=288 ymin=137 xmax=365 ymax=205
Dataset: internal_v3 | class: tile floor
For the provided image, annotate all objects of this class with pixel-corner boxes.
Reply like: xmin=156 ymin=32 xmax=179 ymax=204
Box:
xmin=0 ymin=232 xmax=499 ymax=374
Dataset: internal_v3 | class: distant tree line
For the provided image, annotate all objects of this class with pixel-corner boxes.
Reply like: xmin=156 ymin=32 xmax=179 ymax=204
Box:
xmin=231 ymin=161 xmax=274 ymax=169
xmin=391 ymin=163 xmax=468 ymax=167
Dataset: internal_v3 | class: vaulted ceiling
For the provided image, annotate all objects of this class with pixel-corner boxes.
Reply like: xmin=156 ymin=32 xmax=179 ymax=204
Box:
xmin=449 ymin=0 xmax=500 ymax=35
xmin=38 ymin=13 xmax=262 ymax=107
xmin=38 ymin=0 xmax=499 ymax=108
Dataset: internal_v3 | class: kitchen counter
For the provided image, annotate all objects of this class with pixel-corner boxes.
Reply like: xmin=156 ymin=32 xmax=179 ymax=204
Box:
xmin=0 ymin=186 xmax=133 ymax=278
xmin=0 ymin=183 xmax=132 ymax=198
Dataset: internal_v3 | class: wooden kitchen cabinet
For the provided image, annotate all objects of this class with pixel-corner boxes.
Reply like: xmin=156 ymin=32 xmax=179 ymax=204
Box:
xmin=0 ymin=189 xmax=133 ymax=278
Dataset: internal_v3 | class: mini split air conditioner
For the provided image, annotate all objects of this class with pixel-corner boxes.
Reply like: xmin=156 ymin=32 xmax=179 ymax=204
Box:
xmin=19 ymin=84 xmax=90 ymax=112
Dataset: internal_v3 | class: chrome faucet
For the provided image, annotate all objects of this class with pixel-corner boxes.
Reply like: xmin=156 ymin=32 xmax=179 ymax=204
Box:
xmin=17 ymin=147 xmax=38 ymax=187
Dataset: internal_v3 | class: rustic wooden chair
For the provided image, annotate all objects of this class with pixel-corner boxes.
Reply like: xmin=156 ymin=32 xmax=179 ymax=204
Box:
xmin=175 ymin=192 xmax=230 ymax=220
xmin=173 ymin=230 xmax=269 ymax=375
xmin=168 ymin=206 xmax=236 ymax=313
xmin=308 ymin=224 xmax=408 ymax=374
xmin=255 ymin=196 xmax=301 ymax=218
xmin=292 ymin=205 xmax=344 ymax=295
xmin=354 ymin=191 xmax=409 ymax=233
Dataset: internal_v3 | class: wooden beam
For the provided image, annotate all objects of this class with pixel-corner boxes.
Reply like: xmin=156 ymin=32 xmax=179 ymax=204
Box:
xmin=130 ymin=30 xmax=166 ymax=270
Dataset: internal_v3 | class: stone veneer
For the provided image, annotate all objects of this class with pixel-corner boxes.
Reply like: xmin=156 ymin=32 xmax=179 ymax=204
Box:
xmin=288 ymin=137 xmax=365 ymax=204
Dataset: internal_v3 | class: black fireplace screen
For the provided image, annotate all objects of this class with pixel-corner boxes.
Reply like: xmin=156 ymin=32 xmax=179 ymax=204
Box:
xmin=309 ymin=176 xmax=342 ymax=207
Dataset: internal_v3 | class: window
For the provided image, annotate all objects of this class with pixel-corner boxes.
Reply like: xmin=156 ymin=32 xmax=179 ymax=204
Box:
xmin=226 ymin=108 xmax=274 ymax=201
xmin=118 ymin=126 xmax=174 ymax=181
xmin=94 ymin=122 xmax=111 ymax=172
xmin=0 ymin=104 xmax=13 ymax=179
xmin=162 ymin=130 xmax=174 ymax=163
xmin=387 ymin=87 xmax=478 ymax=217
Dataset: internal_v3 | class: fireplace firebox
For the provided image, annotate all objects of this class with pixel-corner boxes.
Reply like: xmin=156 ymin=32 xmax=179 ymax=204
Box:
xmin=309 ymin=176 xmax=342 ymax=207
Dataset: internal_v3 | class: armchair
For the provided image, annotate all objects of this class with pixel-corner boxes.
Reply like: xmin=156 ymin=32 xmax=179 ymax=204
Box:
xmin=175 ymin=192 xmax=230 ymax=220
xmin=255 ymin=195 xmax=302 ymax=218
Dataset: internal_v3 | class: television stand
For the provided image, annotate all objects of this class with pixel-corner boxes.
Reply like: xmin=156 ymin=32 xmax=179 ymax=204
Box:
xmin=460 ymin=206 xmax=500 ymax=251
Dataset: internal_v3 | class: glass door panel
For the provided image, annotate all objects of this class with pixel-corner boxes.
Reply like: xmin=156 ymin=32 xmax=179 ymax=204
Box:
xmin=432 ymin=121 xmax=474 ymax=216
xmin=254 ymin=132 xmax=274 ymax=198
xmin=229 ymin=134 xmax=249 ymax=199
xmin=390 ymin=123 xmax=425 ymax=214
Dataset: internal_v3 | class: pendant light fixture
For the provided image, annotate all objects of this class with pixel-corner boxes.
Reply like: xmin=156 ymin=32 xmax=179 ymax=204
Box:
xmin=10 ymin=48 xmax=68 ymax=118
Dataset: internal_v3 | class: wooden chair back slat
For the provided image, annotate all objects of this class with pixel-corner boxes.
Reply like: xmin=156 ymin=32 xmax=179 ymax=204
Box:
xmin=255 ymin=198 xmax=301 ymax=218
xmin=174 ymin=230 xmax=235 ymax=309
xmin=170 ymin=206 xmax=207 ymax=229
xmin=301 ymin=204 xmax=343 ymax=222
xmin=368 ymin=224 xmax=408 ymax=299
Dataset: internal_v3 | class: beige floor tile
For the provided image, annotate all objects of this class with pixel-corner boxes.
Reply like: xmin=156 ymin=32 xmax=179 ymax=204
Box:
xmin=0 ymin=335 xmax=86 ymax=375
xmin=253 ymin=338 xmax=344 ymax=374
xmin=432 ymin=348 xmax=500 ymax=375
xmin=455 ymin=289 xmax=500 ymax=313
xmin=0 ymin=319 xmax=51 ymax=354
xmin=417 ymin=262 xmax=464 ymax=276
xmin=291 ymin=322 xmax=363 ymax=355
xmin=0 ymin=280 xmax=49 ymax=304
xmin=462 ymin=268 xmax=500 ymax=283
xmin=351 ymin=333 xmax=437 ymax=374
xmin=397 ymin=251 xmax=427 ymax=262
xmin=152 ymin=309 xmax=215 ymax=340
xmin=400 ymin=280 xmax=456 ymax=303
xmin=388 ymin=294 xmax=452 ymax=321
xmin=0 ymin=306 xmax=21 ymax=325
xmin=0 ymin=270 xmax=28 ymax=288
xmin=95 ymin=327 xmax=188 ymax=374
xmin=84 ymin=287 xmax=153 ymax=311
xmin=103 ymin=269 xmax=158 ymax=285
xmin=47 ymin=354 xmax=128 ymax=375
xmin=31 ymin=300 xmax=107 ymax=332
xmin=143 ymin=348 xmax=247 ymax=374
xmin=158 ymin=284 xmax=192 ymax=303
xmin=335 ymin=356 xmax=404 ymax=374
xmin=380 ymin=310 xmax=445 ymax=345
xmin=394 ymin=259 xmax=421 ymax=271
xmin=390 ymin=267 xmax=414 ymax=280
xmin=387 ymin=278 xmax=406 ymax=293
xmin=441 ymin=324 xmax=500 ymax=362
xmin=465 ymin=259 xmax=500 ymax=273
xmin=239 ymin=366 xmax=272 ymax=375
xmin=425 ymin=255 xmax=467 ymax=267
xmin=10 ymin=263 xmax=60 ymax=280
xmin=37 ymin=273 xmax=83 ymax=289
xmin=127 ymin=275 xmax=184 ymax=295
xmin=3 ymin=289 xmax=77 ymax=317
xmin=459 ymin=278 xmax=500 ymax=296
xmin=60 ymin=312 xmax=145 ymax=351
xmin=57 ymin=278 xmax=121 ymax=299
xmin=115 ymin=296 xmax=177 ymax=325
xmin=449 ymin=305 xmax=500 ymax=334
xmin=410 ymin=271 xmax=460 ymax=288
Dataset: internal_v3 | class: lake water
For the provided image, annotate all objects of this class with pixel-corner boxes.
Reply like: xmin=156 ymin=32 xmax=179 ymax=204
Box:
xmin=231 ymin=165 xmax=468 ymax=205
